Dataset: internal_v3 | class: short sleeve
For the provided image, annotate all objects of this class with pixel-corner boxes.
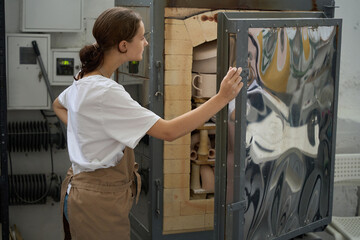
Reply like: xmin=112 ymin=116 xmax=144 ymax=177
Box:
xmin=101 ymin=85 xmax=160 ymax=148
xmin=58 ymin=86 xmax=71 ymax=109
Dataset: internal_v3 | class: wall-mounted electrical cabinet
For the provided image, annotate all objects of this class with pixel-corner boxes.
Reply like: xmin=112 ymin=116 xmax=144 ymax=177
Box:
xmin=117 ymin=6 xmax=150 ymax=83
xmin=6 ymin=34 xmax=51 ymax=110
xmin=20 ymin=0 xmax=83 ymax=32
xmin=51 ymin=48 xmax=80 ymax=85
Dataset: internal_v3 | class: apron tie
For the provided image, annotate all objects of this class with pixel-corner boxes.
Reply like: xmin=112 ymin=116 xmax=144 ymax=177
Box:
xmin=132 ymin=162 xmax=141 ymax=204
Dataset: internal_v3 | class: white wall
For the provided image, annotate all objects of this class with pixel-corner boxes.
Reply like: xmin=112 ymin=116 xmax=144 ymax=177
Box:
xmin=335 ymin=0 xmax=360 ymax=122
xmin=335 ymin=0 xmax=360 ymax=154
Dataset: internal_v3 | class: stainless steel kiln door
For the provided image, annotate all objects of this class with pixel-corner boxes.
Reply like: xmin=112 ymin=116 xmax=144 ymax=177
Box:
xmin=214 ymin=14 xmax=342 ymax=240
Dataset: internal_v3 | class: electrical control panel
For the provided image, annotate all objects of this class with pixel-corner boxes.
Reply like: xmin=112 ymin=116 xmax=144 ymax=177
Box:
xmin=117 ymin=6 xmax=150 ymax=83
xmin=6 ymin=34 xmax=51 ymax=109
xmin=51 ymin=48 xmax=80 ymax=85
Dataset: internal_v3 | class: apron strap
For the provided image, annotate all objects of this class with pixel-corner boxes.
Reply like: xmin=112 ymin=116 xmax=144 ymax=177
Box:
xmin=133 ymin=162 xmax=141 ymax=204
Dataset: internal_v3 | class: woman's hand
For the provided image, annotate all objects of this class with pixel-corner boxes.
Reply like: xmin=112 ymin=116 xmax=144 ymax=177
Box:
xmin=218 ymin=67 xmax=244 ymax=102
xmin=147 ymin=66 xmax=244 ymax=142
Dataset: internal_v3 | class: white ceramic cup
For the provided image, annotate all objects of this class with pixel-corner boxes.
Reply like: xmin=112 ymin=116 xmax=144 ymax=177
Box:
xmin=192 ymin=73 xmax=217 ymax=99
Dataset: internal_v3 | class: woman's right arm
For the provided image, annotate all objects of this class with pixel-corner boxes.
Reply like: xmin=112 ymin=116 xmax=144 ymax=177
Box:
xmin=53 ymin=98 xmax=68 ymax=125
xmin=147 ymin=67 xmax=243 ymax=142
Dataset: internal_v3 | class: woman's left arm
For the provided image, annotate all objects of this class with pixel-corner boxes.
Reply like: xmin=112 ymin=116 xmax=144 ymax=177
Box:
xmin=53 ymin=98 xmax=68 ymax=125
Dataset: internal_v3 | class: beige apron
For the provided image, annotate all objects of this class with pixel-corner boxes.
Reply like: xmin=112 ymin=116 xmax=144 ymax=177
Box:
xmin=60 ymin=147 xmax=141 ymax=240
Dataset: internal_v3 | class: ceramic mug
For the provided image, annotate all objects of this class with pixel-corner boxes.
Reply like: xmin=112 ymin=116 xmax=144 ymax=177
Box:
xmin=192 ymin=73 xmax=217 ymax=99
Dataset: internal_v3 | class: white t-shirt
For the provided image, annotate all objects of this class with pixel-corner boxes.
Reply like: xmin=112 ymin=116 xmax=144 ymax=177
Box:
xmin=58 ymin=75 xmax=160 ymax=175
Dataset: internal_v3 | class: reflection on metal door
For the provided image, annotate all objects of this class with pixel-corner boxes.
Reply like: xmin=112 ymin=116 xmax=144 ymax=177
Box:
xmin=215 ymin=13 xmax=342 ymax=240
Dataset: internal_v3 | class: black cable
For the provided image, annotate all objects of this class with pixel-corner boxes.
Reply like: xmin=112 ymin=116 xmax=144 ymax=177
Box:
xmin=50 ymin=139 xmax=54 ymax=174
xmin=8 ymin=153 xmax=54 ymax=204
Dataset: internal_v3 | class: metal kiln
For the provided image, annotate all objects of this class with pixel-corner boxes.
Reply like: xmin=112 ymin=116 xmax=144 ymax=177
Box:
xmin=117 ymin=1 xmax=342 ymax=239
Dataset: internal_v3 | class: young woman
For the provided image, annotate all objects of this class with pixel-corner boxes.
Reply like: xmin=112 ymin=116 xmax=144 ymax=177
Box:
xmin=53 ymin=7 xmax=243 ymax=240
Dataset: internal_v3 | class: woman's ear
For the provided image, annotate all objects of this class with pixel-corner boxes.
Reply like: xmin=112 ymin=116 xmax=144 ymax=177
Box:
xmin=118 ymin=40 xmax=127 ymax=53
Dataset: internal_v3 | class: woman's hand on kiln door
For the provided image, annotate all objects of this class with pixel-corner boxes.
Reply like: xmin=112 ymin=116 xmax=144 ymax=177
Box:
xmin=218 ymin=67 xmax=243 ymax=103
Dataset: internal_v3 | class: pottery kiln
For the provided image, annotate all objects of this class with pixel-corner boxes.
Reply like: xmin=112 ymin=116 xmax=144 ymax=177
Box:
xmin=163 ymin=8 xmax=231 ymax=233
xmin=115 ymin=1 xmax=341 ymax=240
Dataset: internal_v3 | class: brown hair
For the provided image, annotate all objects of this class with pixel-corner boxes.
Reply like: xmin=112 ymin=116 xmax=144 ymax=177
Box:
xmin=76 ymin=7 xmax=142 ymax=79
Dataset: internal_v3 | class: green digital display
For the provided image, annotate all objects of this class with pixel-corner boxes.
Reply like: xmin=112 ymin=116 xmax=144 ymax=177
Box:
xmin=129 ymin=61 xmax=139 ymax=73
xmin=56 ymin=58 xmax=74 ymax=76
xmin=60 ymin=60 xmax=71 ymax=66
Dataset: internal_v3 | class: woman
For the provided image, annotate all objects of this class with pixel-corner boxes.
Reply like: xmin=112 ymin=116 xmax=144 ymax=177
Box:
xmin=53 ymin=7 xmax=243 ymax=240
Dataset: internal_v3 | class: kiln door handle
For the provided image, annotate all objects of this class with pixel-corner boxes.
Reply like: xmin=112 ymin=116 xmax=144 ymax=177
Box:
xmin=155 ymin=61 xmax=163 ymax=97
xmin=155 ymin=179 xmax=161 ymax=216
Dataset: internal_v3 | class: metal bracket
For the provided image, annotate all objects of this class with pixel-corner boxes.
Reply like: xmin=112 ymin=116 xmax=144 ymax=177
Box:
xmin=323 ymin=5 xmax=339 ymax=8
xmin=228 ymin=200 xmax=247 ymax=212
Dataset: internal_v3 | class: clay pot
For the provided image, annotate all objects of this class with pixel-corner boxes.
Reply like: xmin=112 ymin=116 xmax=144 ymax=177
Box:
xmin=193 ymin=40 xmax=217 ymax=60
xmin=192 ymin=58 xmax=216 ymax=73
xmin=200 ymin=165 xmax=215 ymax=192
xmin=191 ymin=132 xmax=210 ymax=150
xmin=191 ymin=163 xmax=201 ymax=190
xmin=190 ymin=149 xmax=198 ymax=160
xmin=197 ymin=130 xmax=210 ymax=160
xmin=192 ymin=40 xmax=217 ymax=74
xmin=208 ymin=148 xmax=216 ymax=159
